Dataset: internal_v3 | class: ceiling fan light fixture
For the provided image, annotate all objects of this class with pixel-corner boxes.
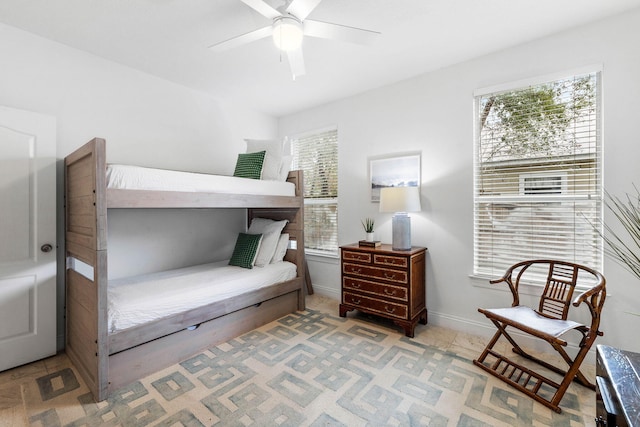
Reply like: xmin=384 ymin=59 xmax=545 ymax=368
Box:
xmin=272 ymin=16 xmax=303 ymax=51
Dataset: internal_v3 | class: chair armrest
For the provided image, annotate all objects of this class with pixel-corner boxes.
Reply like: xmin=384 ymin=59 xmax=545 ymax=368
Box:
xmin=489 ymin=275 xmax=519 ymax=306
xmin=572 ymin=283 xmax=605 ymax=307
xmin=572 ymin=265 xmax=606 ymax=309
xmin=487 ymin=260 xmax=537 ymax=306
xmin=490 ymin=262 xmax=520 ymax=285
xmin=572 ymin=282 xmax=606 ymax=335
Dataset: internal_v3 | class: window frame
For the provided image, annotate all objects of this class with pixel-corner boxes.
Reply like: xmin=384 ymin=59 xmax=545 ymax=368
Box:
xmin=289 ymin=126 xmax=339 ymax=257
xmin=472 ymin=69 xmax=603 ymax=281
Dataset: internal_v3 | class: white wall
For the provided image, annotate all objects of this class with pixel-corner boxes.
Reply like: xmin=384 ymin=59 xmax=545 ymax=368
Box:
xmin=279 ymin=9 xmax=640 ymax=354
xmin=0 ymin=23 xmax=278 ymax=349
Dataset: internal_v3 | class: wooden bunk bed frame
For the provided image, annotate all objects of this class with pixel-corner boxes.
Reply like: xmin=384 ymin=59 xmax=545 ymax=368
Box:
xmin=65 ymin=137 xmax=306 ymax=401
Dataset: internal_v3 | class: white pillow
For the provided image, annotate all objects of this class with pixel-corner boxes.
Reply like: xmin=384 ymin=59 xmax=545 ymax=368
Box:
xmin=279 ymin=155 xmax=292 ymax=181
xmin=245 ymin=139 xmax=283 ymax=181
xmin=248 ymin=218 xmax=288 ymax=267
xmin=271 ymin=233 xmax=290 ymax=263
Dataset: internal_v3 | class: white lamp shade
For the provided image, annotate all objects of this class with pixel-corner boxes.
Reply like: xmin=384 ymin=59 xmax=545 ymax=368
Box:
xmin=272 ymin=17 xmax=304 ymax=51
xmin=379 ymin=186 xmax=421 ymax=213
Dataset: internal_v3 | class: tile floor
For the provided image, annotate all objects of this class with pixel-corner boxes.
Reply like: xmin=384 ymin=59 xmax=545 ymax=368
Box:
xmin=0 ymin=294 xmax=598 ymax=426
xmin=301 ymin=295 xmax=598 ymax=424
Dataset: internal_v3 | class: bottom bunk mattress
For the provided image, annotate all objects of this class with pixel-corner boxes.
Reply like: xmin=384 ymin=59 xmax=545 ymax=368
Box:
xmin=108 ymin=260 xmax=297 ymax=333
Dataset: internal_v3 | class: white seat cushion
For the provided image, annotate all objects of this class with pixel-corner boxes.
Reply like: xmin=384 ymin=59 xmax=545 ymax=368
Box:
xmin=482 ymin=305 xmax=583 ymax=338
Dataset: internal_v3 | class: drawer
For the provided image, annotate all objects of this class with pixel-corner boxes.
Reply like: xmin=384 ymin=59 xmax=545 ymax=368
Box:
xmin=595 ymin=376 xmax=622 ymax=427
xmin=342 ymin=250 xmax=372 ymax=263
xmin=342 ymin=292 xmax=408 ymax=320
xmin=373 ymin=254 xmax=408 ymax=268
xmin=343 ymin=277 xmax=408 ymax=302
xmin=343 ymin=262 xmax=408 ymax=284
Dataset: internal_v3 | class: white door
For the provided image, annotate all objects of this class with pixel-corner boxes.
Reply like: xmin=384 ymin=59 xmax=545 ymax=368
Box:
xmin=0 ymin=106 xmax=57 ymax=371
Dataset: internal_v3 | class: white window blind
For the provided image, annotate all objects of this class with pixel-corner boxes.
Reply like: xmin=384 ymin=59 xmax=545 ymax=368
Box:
xmin=474 ymin=72 xmax=602 ymax=278
xmin=291 ymin=127 xmax=338 ymax=255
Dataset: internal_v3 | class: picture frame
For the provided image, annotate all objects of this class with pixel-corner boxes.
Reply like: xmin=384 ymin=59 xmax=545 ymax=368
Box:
xmin=369 ymin=152 xmax=421 ymax=202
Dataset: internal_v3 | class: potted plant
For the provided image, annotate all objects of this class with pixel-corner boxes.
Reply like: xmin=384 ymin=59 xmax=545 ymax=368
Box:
xmin=361 ymin=217 xmax=375 ymax=241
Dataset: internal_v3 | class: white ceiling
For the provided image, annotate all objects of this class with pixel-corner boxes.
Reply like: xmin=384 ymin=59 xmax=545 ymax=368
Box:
xmin=2 ymin=0 xmax=640 ymax=117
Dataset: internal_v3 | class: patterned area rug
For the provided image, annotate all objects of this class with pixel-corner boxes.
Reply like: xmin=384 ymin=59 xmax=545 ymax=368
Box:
xmin=24 ymin=309 xmax=589 ymax=426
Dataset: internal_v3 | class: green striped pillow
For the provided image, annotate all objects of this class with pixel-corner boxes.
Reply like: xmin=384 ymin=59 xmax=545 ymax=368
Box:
xmin=233 ymin=151 xmax=266 ymax=179
xmin=229 ymin=233 xmax=263 ymax=269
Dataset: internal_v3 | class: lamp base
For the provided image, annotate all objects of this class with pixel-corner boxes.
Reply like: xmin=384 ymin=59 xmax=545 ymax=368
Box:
xmin=392 ymin=213 xmax=411 ymax=251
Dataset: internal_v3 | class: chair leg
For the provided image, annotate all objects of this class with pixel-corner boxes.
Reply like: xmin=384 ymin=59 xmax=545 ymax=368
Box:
xmin=489 ymin=318 xmax=594 ymax=389
xmin=473 ymin=321 xmax=595 ymax=413
xmin=492 ymin=319 xmax=529 ymax=357
xmin=474 ymin=328 xmax=503 ymax=365
xmin=508 ymin=333 xmax=595 ymax=390
xmin=547 ymin=339 xmax=597 ymax=409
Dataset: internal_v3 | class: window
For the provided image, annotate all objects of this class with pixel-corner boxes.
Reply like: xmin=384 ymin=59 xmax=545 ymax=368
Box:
xmin=290 ymin=127 xmax=338 ymax=255
xmin=520 ymin=173 xmax=566 ymax=195
xmin=473 ymin=71 xmax=602 ymax=278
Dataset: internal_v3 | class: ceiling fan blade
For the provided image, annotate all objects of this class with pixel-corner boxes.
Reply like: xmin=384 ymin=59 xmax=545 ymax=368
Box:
xmin=209 ymin=26 xmax=272 ymax=52
xmin=286 ymin=0 xmax=323 ymax=21
xmin=304 ymin=19 xmax=380 ymax=46
xmin=287 ymin=48 xmax=306 ymax=80
xmin=240 ymin=0 xmax=282 ymax=20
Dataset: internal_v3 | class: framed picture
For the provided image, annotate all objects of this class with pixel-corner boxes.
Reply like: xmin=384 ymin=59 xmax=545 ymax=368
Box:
xmin=369 ymin=152 xmax=421 ymax=202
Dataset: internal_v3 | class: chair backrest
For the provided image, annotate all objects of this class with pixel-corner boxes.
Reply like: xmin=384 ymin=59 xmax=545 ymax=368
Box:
xmin=511 ymin=260 xmax=604 ymax=321
xmin=539 ymin=261 xmax=579 ymax=320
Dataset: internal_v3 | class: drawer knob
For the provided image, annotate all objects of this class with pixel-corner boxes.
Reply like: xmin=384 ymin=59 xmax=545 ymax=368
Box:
xmin=385 ymin=306 xmax=396 ymax=314
xmin=351 ymin=267 xmax=362 ymax=274
xmin=384 ymin=272 xmax=396 ymax=280
xmin=384 ymin=288 xmax=396 ymax=296
xmin=352 ymin=283 xmax=361 ymax=289
xmin=351 ymin=298 xmax=361 ymax=305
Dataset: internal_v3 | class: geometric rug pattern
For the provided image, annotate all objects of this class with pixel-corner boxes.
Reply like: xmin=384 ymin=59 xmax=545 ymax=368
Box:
xmin=22 ymin=308 xmax=590 ymax=426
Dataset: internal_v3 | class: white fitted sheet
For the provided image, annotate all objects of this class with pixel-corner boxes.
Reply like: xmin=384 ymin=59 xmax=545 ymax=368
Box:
xmin=106 ymin=164 xmax=295 ymax=196
xmin=108 ymin=260 xmax=297 ymax=333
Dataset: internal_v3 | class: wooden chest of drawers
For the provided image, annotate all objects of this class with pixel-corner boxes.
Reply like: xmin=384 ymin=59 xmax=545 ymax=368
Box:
xmin=339 ymin=243 xmax=427 ymax=337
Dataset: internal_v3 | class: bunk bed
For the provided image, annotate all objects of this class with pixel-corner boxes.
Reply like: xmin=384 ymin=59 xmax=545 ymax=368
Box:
xmin=64 ymin=137 xmax=306 ymax=401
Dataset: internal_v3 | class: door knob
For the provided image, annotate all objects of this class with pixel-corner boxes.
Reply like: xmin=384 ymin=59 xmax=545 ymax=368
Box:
xmin=40 ymin=244 xmax=53 ymax=253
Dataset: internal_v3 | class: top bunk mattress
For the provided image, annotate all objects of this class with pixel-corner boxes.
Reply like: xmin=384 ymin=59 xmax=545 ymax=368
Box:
xmin=107 ymin=164 xmax=295 ymax=196
xmin=108 ymin=260 xmax=297 ymax=333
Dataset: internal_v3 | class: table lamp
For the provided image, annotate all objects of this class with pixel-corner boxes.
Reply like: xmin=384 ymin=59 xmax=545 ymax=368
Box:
xmin=379 ymin=186 xmax=421 ymax=250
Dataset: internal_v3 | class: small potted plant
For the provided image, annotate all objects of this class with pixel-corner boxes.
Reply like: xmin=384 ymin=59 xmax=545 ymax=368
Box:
xmin=361 ymin=217 xmax=375 ymax=241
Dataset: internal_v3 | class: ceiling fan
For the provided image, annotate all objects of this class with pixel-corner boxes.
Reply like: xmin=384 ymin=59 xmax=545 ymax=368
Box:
xmin=209 ymin=0 xmax=380 ymax=79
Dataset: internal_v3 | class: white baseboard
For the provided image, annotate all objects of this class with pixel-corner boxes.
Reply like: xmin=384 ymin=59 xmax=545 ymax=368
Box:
xmin=309 ymin=284 xmax=340 ymax=301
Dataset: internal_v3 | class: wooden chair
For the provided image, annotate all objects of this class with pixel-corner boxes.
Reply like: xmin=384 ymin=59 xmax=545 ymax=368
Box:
xmin=473 ymin=260 xmax=606 ymax=413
